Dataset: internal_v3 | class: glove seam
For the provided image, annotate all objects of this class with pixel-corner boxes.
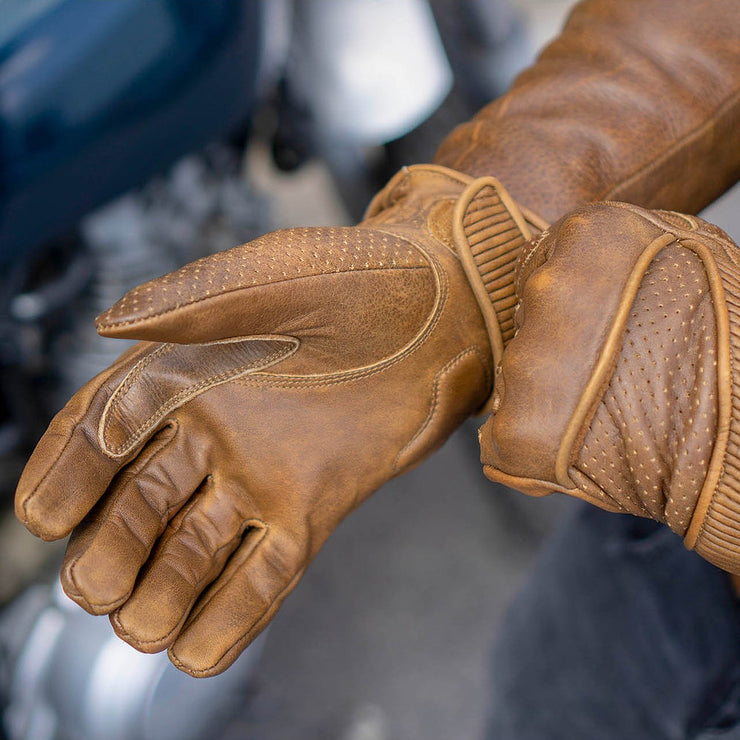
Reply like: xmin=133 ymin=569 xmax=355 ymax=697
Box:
xmin=556 ymin=231 xmax=679 ymax=488
xmin=234 ymin=243 xmax=450 ymax=389
xmin=99 ymin=338 xmax=299 ymax=458
xmin=676 ymin=237 xmax=734 ymax=552
xmin=392 ymin=345 xmax=490 ymax=475
xmin=363 ymin=164 xmax=473 ymax=220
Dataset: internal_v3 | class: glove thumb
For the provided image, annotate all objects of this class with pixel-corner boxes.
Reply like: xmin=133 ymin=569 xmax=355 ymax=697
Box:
xmin=96 ymin=227 xmax=437 ymax=367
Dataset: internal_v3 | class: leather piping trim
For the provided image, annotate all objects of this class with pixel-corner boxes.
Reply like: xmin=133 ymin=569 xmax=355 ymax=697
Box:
xmin=238 ymin=236 xmax=449 ymax=388
xmin=555 ymin=232 xmax=678 ymax=487
xmin=518 ymin=204 xmax=549 ymax=234
xmin=363 ymin=163 xmax=473 ymax=220
xmin=482 ymin=464 xmax=590 ymax=500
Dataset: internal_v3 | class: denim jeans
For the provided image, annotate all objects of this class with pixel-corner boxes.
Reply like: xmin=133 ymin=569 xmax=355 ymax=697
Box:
xmin=485 ymin=505 xmax=740 ymax=739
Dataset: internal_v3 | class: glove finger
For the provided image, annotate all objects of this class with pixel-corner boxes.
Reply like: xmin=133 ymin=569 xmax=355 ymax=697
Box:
xmin=94 ymin=228 xmax=436 ymax=375
xmin=167 ymin=528 xmax=306 ymax=677
xmin=110 ymin=475 xmax=262 ymax=654
xmin=60 ymin=421 xmax=208 ymax=614
xmin=15 ymin=345 xmax=153 ymax=540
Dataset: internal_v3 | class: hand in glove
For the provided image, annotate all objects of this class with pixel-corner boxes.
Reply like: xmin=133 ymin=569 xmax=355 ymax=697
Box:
xmin=481 ymin=202 xmax=740 ymax=573
xmin=15 ymin=167 xmax=538 ymax=676
xmin=15 ymin=0 xmax=740 ymax=675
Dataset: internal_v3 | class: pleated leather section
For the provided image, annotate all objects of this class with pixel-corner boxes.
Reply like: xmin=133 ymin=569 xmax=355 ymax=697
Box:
xmin=694 ymin=254 xmax=740 ymax=572
xmin=452 ymin=179 xmax=546 ymax=396
xmin=457 ymin=181 xmax=542 ymax=348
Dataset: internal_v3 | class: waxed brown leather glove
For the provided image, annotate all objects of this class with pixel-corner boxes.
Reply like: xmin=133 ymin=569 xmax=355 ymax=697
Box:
xmin=482 ymin=202 xmax=740 ymax=574
xmin=14 ymin=0 xmax=740 ymax=677
xmin=15 ymin=166 xmax=537 ymax=676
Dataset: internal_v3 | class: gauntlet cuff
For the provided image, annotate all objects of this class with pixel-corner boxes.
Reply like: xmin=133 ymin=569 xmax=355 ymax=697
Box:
xmin=367 ymin=165 xmax=546 ymax=410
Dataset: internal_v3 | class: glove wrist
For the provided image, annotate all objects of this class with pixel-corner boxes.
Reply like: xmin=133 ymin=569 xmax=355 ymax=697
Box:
xmin=366 ymin=164 xmax=547 ymax=411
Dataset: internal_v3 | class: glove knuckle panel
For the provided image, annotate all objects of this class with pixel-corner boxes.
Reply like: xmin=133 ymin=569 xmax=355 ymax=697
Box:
xmin=482 ymin=204 xmax=667 ymax=484
xmin=572 ymin=244 xmax=718 ymax=528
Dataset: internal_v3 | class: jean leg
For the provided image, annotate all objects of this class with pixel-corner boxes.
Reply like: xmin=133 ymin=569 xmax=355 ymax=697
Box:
xmin=485 ymin=504 xmax=740 ymax=740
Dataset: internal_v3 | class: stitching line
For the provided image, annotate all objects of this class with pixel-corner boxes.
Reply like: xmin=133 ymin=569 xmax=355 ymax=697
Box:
xmin=235 ymin=277 xmax=448 ymax=390
xmin=228 ymin=230 xmax=449 ymax=389
xmin=392 ymin=346 xmax=489 ymax=474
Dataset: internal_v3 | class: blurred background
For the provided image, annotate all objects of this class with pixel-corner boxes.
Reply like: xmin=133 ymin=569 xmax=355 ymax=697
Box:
xmin=0 ymin=1 xmax=738 ymax=739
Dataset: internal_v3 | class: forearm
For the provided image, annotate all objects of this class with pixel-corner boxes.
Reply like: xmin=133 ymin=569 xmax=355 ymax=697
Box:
xmin=435 ymin=0 xmax=740 ymax=222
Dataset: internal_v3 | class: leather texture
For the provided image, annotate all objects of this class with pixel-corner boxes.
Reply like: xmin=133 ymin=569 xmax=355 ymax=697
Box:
xmin=15 ymin=165 xmax=536 ymax=677
xmin=481 ymin=202 xmax=740 ymax=574
xmin=436 ymin=0 xmax=740 ymax=222
xmin=14 ymin=0 xmax=740 ymax=676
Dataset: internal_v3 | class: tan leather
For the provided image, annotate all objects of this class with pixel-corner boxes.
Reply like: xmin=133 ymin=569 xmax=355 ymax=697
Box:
xmin=15 ymin=166 xmax=536 ymax=676
xmin=14 ymin=0 xmax=740 ymax=676
xmin=436 ymin=0 xmax=740 ymax=222
xmin=481 ymin=202 xmax=740 ymax=574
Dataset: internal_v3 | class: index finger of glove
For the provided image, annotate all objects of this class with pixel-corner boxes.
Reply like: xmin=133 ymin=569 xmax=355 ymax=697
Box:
xmin=15 ymin=345 xmax=152 ymax=541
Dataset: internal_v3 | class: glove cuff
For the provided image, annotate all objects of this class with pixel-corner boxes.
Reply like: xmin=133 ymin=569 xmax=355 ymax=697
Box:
xmin=686 ymin=235 xmax=740 ymax=573
xmin=452 ymin=178 xmax=547 ymax=380
xmin=366 ymin=165 xmax=547 ymax=413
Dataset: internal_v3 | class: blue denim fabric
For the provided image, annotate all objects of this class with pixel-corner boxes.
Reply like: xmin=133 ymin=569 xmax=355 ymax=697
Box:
xmin=485 ymin=505 xmax=740 ymax=740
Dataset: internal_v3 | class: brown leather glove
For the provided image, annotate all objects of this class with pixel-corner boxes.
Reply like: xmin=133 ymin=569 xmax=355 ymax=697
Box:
xmin=481 ymin=202 xmax=740 ymax=574
xmin=15 ymin=166 xmax=536 ymax=676
xmin=15 ymin=0 xmax=740 ymax=676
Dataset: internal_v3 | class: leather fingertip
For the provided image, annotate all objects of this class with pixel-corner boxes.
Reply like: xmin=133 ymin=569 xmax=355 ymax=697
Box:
xmin=15 ymin=494 xmax=71 ymax=542
xmin=15 ymin=442 xmax=74 ymax=541
xmin=60 ymin=572 xmax=112 ymax=616
xmin=60 ymin=557 xmax=128 ymax=616
xmin=167 ymin=642 xmax=232 ymax=678
xmin=95 ymin=313 xmax=137 ymax=339
xmin=95 ymin=302 xmax=160 ymax=340
xmin=109 ymin=609 xmax=174 ymax=654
